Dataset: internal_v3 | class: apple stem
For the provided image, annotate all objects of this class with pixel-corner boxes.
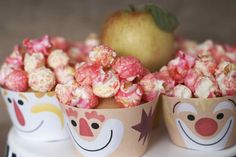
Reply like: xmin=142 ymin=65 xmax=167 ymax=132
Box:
xmin=129 ymin=4 xmax=136 ymax=12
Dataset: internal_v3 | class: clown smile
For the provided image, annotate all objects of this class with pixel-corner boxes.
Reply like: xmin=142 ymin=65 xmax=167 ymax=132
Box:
xmin=15 ymin=120 xmax=44 ymax=133
xmin=67 ymin=124 xmax=113 ymax=152
xmin=177 ymin=118 xmax=233 ymax=146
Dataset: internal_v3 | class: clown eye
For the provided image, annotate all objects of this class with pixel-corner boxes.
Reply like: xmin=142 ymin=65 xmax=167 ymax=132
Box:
xmin=18 ymin=100 xmax=24 ymax=105
xmin=187 ymin=114 xmax=195 ymax=121
xmin=71 ymin=120 xmax=77 ymax=127
xmin=91 ymin=123 xmax=99 ymax=129
xmin=7 ymin=98 xmax=12 ymax=103
xmin=216 ymin=113 xmax=224 ymax=120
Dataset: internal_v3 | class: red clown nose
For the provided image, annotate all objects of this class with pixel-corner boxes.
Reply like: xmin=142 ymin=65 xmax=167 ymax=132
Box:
xmin=195 ymin=118 xmax=218 ymax=136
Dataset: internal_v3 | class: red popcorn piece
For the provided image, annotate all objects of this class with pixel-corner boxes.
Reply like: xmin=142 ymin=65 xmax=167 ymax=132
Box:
xmin=75 ymin=62 xmax=102 ymax=86
xmin=194 ymin=55 xmax=217 ymax=76
xmin=71 ymin=85 xmax=99 ymax=109
xmin=173 ymin=84 xmax=192 ymax=98
xmin=92 ymin=70 xmax=120 ymax=98
xmin=89 ymin=45 xmax=117 ymax=67
xmin=85 ymin=33 xmax=100 ymax=48
xmin=23 ymin=35 xmax=52 ymax=55
xmin=216 ymin=63 xmax=236 ymax=96
xmin=5 ymin=70 xmax=28 ymax=92
xmin=55 ymin=81 xmax=77 ymax=105
xmin=51 ymin=36 xmax=70 ymax=52
xmin=5 ymin=45 xmax=24 ymax=69
xmin=112 ymin=56 xmax=144 ymax=81
xmin=115 ymin=81 xmax=143 ymax=108
xmin=24 ymin=52 xmax=45 ymax=73
xmin=184 ymin=69 xmax=202 ymax=92
xmin=168 ymin=51 xmax=195 ymax=83
xmin=55 ymin=66 xmax=75 ymax=84
xmin=47 ymin=49 xmax=69 ymax=69
xmin=28 ymin=67 xmax=56 ymax=92
xmin=140 ymin=73 xmax=160 ymax=101
xmin=0 ymin=63 xmax=15 ymax=86
xmin=194 ymin=76 xmax=221 ymax=98
xmin=154 ymin=68 xmax=175 ymax=93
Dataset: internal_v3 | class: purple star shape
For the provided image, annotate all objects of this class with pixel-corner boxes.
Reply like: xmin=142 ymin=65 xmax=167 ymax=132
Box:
xmin=132 ymin=108 xmax=154 ymax=145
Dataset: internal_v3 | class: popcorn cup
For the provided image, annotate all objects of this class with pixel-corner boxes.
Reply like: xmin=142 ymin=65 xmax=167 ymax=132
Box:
xmin=162 ymin=95 xmax=236 ymax=151
xmin=0 ymin=88 xmax=69 ymax=141
xmin=60 ymin=97 xmax=159 ymax=157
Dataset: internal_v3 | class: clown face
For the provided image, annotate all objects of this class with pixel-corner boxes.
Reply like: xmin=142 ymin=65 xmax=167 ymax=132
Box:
xmin=1 ymin=88 xmax=68 ymax=141
xmin=66 ymin=109 xmax=124 ymax=157
xmin=163 ymin=95 xmax=236 ymax=150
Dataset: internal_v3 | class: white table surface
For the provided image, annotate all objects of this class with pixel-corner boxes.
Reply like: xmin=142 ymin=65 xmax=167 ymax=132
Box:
xmin=7 ymin=126 xmax=236 ymax=157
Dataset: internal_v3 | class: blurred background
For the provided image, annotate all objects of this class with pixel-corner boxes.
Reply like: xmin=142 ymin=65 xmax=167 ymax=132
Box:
xmin=0 ymin=0 xmax=235 ymax=154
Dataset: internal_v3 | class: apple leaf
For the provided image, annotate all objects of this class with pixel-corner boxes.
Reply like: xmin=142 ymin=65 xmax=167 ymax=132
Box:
xmin=145 ymin=4 xmax=179 ymax=32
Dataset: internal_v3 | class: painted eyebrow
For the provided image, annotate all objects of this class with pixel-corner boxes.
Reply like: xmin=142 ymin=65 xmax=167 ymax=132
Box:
xmin=228 ymin=99 xmax=236 ymax=107
xmin=213 ymin=99 xmax=236 ymax=113
xmin=19 ymin=94 xmax=28 ymax=101
xmin=173 ymin=101 xmax=181 ymax=113
xmin=175 ymin=103 xmax=198 ymax=114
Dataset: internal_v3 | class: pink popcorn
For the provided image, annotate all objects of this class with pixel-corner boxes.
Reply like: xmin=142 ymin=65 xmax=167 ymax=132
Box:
xmin=24 ymin=52 xmax=45 ymax=73
xmin=115 ymin=81 xmax=143 ymax=108
xmin=0 ymin=63 xmax=14 ymax=86
xmin=75 ymin=62 xmax=102 ymax=86
xmin=92 ymin=70 xmax=120 ymax=98
xmin=184 ymin=69 xmax=202 ymax=92
xmin=85 ymin=33 xmax=100 ymax=47
xmin=5 ymin=45 xmax=24 ymax=69
xmin=216 ymin=63 xmax=236 ymax=96
xmin=51 ymin=36 xmax=70 ymax=51
xmin=139 ymin=73 xmax=160 ymax=102
xmin=23 ymin=35 xmax=52 ymax=55
xmin=172 ymin=84 xmax=192 ymax=98
xmin=154 ymin=69 xmax=175 ymax=93
xmin=71 ymin=85 xmax=99 ymax=109
xmin=47 ymin=49 xmax=69 ymax=69
xmin=112 ymin=56 xmax=144 ymax=81
xmin=28 ymin=67 xmax=56 ymax=92
xmin=55 ymin=81 xmax=77 ymax=105
xmin=5 ymin=70 xmax=28 ymax=92
xmin=89 ymin=45 xmax=116 ymax=67
xmin=168 ymin=51 xmax=195 ymax=83
xmin=55 ymin=66 xmax=75 ymax=84
xmin=194 ymin=76 xmax=221 ymax=98
xmin=194 ymin=55 xmax=217 ymax=76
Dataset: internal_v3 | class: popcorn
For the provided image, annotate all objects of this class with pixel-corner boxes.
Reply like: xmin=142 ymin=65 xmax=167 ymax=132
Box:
xmin=71 ymin=85 xmax=99 ymax=109
xmin=5 ymin=70 xmax=28 ymax=92
xmin=47 ymin=49 xmax=69 ymax=69
xmin=5 ymin=45 xmax=24 ymax=69
xmin=113 ymin=56 xmax=144 ymax=81
xmin=168 ymin=51 xmax=195 ymax=83
xmin=55 ymin=66 xmax=75 ymax=84
xmin=23 ymin=35 xmax=52 ymax=55
xmin=0 ymin=63 xmax=14 ymax=86
xmin=184 ymin=69 xmax=202 ymax=92
xmin=140 ymin=73 xmax=160 ymax=101
xmin=55 ymin=81 xmax=77 ymax=105
xmin=75 ymin=62 xmax=102 ymax=86
xmin=194 ymin=77 xmax=221 ymax=98
xmin=115 ymin=81 xmax=143 ymax=108
xmin=216 ymin=63 xmax=236 ymax=96
xmin=85 ymin=33 xmax=100 ymax=47
xmin=51 ymin=36 xmax=70 ymax=51
xmin=28 ymin=67 xmax=56 ymax=92
xmin=194 ymin=55 xmax=216 ymax=76
xmin=89 ymin=45 xmax=116 ymax=67
xmin=92 ymin=70 xmax=120 ymax=98
xmin=24 ymin=53 xmax=45 ymax=73
xmin=172 ymin=84 xmax=192 ymax=98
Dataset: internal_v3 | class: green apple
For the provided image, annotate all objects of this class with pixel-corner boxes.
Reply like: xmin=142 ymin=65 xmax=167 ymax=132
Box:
xmin=101 ymin=4 xmax=178 ymax=71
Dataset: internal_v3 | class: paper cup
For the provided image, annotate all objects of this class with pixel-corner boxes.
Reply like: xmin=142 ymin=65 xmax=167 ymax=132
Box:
xmin=0 ymin=88 xmax=69 ymax=141
xmin=162 ymin=95 xmax=236 ymax=151
xmin=60 ymin=97 xmax=159 ymax=157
